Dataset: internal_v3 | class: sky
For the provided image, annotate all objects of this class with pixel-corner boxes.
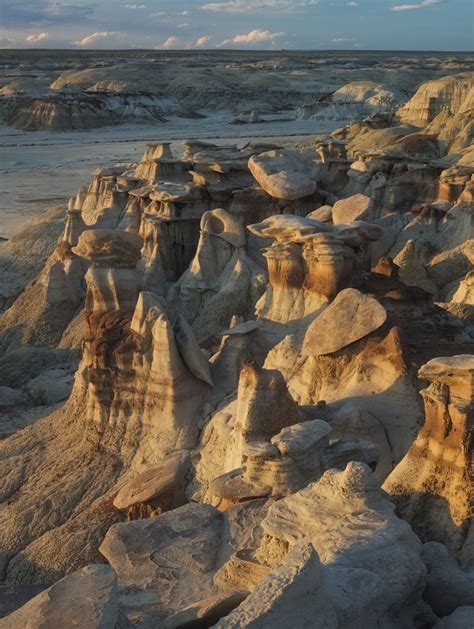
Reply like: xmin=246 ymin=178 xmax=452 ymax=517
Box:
xmin=0 ymin=0 xmax=472 ymax=52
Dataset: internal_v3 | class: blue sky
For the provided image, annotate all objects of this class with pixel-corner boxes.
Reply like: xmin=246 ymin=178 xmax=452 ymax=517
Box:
xmin=0 ymin=0 xmax=472 ymax=51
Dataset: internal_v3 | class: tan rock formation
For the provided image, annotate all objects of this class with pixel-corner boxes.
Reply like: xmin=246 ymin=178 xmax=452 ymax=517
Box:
xmin=169 ymin=208 xmax=265 ymax=344
xmin=332 ymin=193 xmax=373 ymax=225
xmin=0 ymin=565 xmax=128 ymax=629
xmin=384 ymin=355 xmax=474 ymax=556
xmin=248 ymin=149 xmax=320 ymax=200
xmin=302 ymin=288 xmax=387 ymax=356
xmin=249 ymin=215 xmax=381 ymax=324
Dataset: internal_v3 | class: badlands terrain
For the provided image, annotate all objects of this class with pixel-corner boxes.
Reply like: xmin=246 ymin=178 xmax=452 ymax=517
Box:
xmin=0 ymin=50 xmax=473 ymax=627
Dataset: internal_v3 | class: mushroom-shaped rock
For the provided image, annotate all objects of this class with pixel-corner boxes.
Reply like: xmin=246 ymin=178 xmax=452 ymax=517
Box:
xmin=72 ymin=229 xmax=143 ymax=266
xmin=302 ymin=288 xmax=387 ymax=356
xmin=383 ymin=355 xmax=474 ymax=555
xmin=0 ymin=565 xmax=124 ymax=629
xmin=332 ymin=194 xmax=373 ymax=225
xmin=113 ymin=451 xmax=191 ymax=516
xmin=201 ymin=208 xmax=245 ymax=248
xmin=248 ymin=149 xmax=320 ymax=200
xmin=247 ymin=214 xmax=327 ymax=242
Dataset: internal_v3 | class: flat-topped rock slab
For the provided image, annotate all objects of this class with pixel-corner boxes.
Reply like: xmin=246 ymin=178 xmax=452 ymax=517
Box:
xmin=248 ymin=149 xmax=320 ymax=200
xmin=113 ymin=450 xmax=190 ymax=510
xmin=303 ymin=288 xmax=387 ymax=356
xmin=332 ymin=194 xmax=373 ymax=225
xmin=271 ymin=420 xmax=332 ymax=455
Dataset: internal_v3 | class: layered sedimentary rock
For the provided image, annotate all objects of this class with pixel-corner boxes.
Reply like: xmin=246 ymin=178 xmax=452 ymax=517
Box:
xmin=248 ymin=214 xmax=381 ymax=324
xmin=1 ymin=107 xmax=474 ymax=626
xmin=0 ymin=229 xmax=214 ymax=582
xmin=384 ymin=355 xmax=474 ymax=557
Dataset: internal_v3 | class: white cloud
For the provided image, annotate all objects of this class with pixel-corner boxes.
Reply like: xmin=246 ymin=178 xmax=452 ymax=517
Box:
xmin=391 ymin=0 xmax=441 ymax=11
xmin=150 ymin=11 xmax=167 ymax=16
xmin=155 ymin=36 xmax=180 ymax=49
xmin=346 ymin=1 xmax=358 ymax=6
xmin=26 ymin=32 xmax=49 ymax=42
xmin=74 ymin=31 xmax=123 ymax=47
xmin=221 ymin=29 xmax=284 ymax=45
xmin=195 ymin=35 xmax=211 ymax=47
xmin=202 ymin=1 xmax=317 ymax=13
xmin=123 ymin=4 xmax=146 ymax=8
xmin=331 ymin=37 xmax=356 ymax=42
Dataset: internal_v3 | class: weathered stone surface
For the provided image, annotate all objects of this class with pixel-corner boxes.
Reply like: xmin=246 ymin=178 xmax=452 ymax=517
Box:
xmin=219 ymin=320 xmax=259 ymax=336
xmin=332 ymin=194 xmax=373 ymax=225
xmin=422 ymin=542 xmax=474 ymax=618
xmin=302 ymin=288 xmax=387 ymax=356
xmin=434 ymin=607 xmax=474 ymax=629
xmin=113 ymin=450 xmax=190 ymax=511
xmin=72 ymin=229 xmax=143 ymax=266
xmin=248 ymin=149 xmax=319 ymax=200
xmin=0 ymin=565 xmax=126 ymax=629
xmin=201 ymin=208 xmax=245 ymax=248
xmin=307 ymin=205 xmax=333 ymax=223
xmin=260 ymin=463 xmax=426 ymax=624
xmin=214 ymin=543 xmax=337 ymax=628
xmin=162 ymin=591 xmax=248 ymax=628
xmin=270 ymin=420 xmax=331 ymax=455
xmin=384 ymin=355 xmax=474 ymax=556
xmin=100 ymin=503 xmax=223 ymax=614
xmin=247 ymin=214 xmax=324 ymax=242
xmin=0 ymin=386 xmax=26 ymax=407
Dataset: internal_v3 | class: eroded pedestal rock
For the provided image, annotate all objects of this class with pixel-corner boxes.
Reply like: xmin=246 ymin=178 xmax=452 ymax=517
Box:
xmin=384 ymin=355 xmax=474 ymax=557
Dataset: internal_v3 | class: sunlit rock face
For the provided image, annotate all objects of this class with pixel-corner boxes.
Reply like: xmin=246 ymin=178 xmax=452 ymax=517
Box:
xmin=169 ymin=208 xmax=265 ymax=345
xmin=72 ymin=229 xmax=211 ymax=458
xmin=248 ymin=214 xmax=381 ymax=323
xmin=384 ymin=355 xmax=474 ymax=559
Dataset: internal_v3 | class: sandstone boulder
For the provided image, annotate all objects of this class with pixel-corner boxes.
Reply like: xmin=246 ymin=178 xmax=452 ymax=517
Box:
xmin=113 ymin=450 xmax=190 ymax=516
xmin=332 ymin=194 xmax=373 ymax=225
xmin=214 ymin=543 xmax=337 ymax=628
xmin=248 ymin=149 xmax=319 ymax=200
xmin=0 ymin=565 xmax=126 ymax=629
xmin=247 ymin=214 xmax=324 ymax=242
xmin=72 ymin=229 xmax=143 ymax=266
xmin=422 ymin=542 xmax=474 ymax=617
xmin=434 ymin=607 xmax=474 ymax=629
xmin=302 ymin=288 xmax=387 ymax=356
xmin=100 ymin=503 xmax=223 ymax=616
xmin=306 ymin=205 xmax=333 ymax=223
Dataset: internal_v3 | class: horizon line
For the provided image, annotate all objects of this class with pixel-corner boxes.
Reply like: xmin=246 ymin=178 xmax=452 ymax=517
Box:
xmin=1 ymin=47 xmax=473 ymax=53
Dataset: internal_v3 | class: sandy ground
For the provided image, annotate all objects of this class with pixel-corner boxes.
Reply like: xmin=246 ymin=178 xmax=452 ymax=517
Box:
xmin=0 ymin=113 xmax=341 ymax=238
